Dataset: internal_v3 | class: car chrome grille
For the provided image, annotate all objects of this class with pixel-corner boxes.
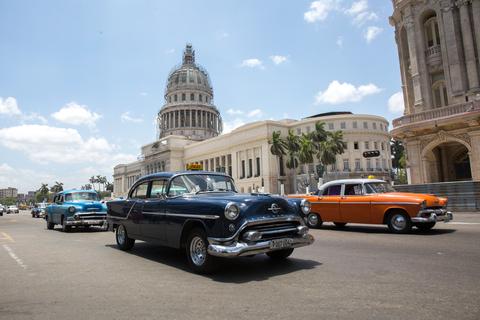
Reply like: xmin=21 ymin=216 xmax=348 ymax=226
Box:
xmin=241 ymin=222 xmax=300 ymax=241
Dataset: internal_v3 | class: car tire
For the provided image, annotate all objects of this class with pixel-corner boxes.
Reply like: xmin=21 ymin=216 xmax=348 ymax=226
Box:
xmin=46 ymin=217 xmax=55 ymax=230
xmin=185 ymin=228 xmax=216 ymax=274
xmin=416 ymin=222 xmax=436 ymax=232
xmin=61 ymin=217 xmax=71 ymax=233
xmin=387 ymin=211 xmax=412 ymax=234
xmin=333 ymin=222 xmax=347 ymax=228
xmin=266 ymin=248 xmax=294 ymax=260
xmin=116 ymin=224 xmax=135 ymax=251
xmin=306 ymin=213 xmax=323 ymax=228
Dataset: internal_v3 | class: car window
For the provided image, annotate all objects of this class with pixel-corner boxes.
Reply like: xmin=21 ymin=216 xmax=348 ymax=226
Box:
xmin=150 ymin=180 xmax=167 ymax=198
xmin=344 ymin=184 xmax=364 ymax=196
xmin=168 ymin=177 xmax=189 ymax=197
xmin=323 ymin=185 xmax=341 ymax=196
xmin=131 ymin=183 xmax=149 ymax=199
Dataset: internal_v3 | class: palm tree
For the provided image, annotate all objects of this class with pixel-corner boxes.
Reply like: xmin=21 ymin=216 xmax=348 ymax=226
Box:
xmin=96 ymin=175 xmax=103 ymax=191
xmin=269 ymin=131 xmax=287 ymax=193
xmin=315 ymin=131 xmax=347 ymax=176
xmin=50 ymin=181 xmax=64 ymax=193
xmin=284 ymin=129 xmax=300 ymax=193
xmin=298 ymin=133 xmax=315 ymax=189
xmin=328 ymin=130 xmax=347 ymax=155
xmin=38 ymin=183 xmax=49 ymax=195
xmin=89 ymin=176 xmax=97 ymax=191
xmin=310 ymin=121 xmax=328 ymax=146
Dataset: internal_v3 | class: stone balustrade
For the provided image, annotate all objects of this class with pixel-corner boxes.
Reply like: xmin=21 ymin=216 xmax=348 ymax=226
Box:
xmin=393 ymin=100 xmax=480 ymax=127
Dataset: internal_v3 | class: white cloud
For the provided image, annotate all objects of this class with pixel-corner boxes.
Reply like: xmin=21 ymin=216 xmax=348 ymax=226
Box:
xmin=222 ymin=119 xmax=246 ymax=134
xmin=304 ymin=0 xmax=339 ymax=23
xmin=270 ymin=55 xmax=288 ymax=65
xmin=0 ymin=97 xmax=21 ymax=116
xmin=240 ymin=58 xmax=264 ymax=69
xmin=315 ymin=80 xmax=382 ymax=105
xmin=345 ymin=0 xmax=378 ymax=26
xmin=247 ymin=109 xmax=263 ymax=118
xmin=21 ymin=112 xmax=48 ymax=124
xmin=388 ymin=91 xmax=405 ymax=114
xmin=364 ymin=26 xmax=383 ymax=43
xmin=226 ymin=108 xmax=244 ymax=115
xmin=336 ymin=36 xmax=344 ymax=47
xmin=121 ymin=111 xmax=144 ymax=123
xmin=51 ymin=102 xmax=102 ymax=127
xmin=0 ymin=124 xmax=135 ymax=165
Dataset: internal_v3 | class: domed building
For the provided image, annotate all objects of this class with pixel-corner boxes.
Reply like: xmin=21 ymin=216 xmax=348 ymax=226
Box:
xmin=157 ymin=44 xmax=222 ymax=140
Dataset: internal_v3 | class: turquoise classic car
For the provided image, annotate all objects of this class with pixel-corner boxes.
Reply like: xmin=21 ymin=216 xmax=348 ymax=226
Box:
xmin=46 ymin=190 xmax=107 ymax=232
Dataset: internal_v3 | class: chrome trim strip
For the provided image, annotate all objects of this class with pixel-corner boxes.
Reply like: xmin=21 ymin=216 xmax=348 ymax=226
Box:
xmin=311 ymin=201 xmax=339 ymax=204
xmin=142 ymin=211 xmax=220 ymax=219
xmin=372 ymin=202 xmax=419 ymax=205
xmin=209 ymin=215 xmax=303 ymax=243
xmin=340 ymin=202 xmax=369 ymax=204
xmin=259 ymin=227 xmax=298 ymax=235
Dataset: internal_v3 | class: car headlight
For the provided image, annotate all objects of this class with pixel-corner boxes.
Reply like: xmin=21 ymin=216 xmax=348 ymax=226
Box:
xmin=300 ymin=199 xmax=311 ymax=214
xmin=224 ymin=202 xmax=240 ymax=220
xmin=68 ymin=206 xmax=76 ymax=214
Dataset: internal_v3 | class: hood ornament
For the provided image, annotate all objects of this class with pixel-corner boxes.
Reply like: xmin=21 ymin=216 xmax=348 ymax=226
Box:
xmin=267 ymin=203 xmax=282 ymax=214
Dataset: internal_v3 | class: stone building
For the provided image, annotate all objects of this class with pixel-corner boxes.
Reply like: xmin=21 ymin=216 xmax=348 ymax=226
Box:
xmin=390 ymin=0 xmax=480 ymax=183
xmin=113 ymin=45 xmax=392 ymax=197
xmin=0 ymin=187 xmax=18 ymax=199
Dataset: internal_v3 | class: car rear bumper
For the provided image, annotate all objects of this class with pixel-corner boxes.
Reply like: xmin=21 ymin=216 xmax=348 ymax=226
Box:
xmin=412 ymin=209 xmax=453 ymax=223
xmin=207 ymin=234 xmax=314 ymax=257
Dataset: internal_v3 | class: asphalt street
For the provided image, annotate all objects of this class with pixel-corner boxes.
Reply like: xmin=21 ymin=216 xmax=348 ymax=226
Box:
xmin=0 ymin=211 xmax=479 ymax=320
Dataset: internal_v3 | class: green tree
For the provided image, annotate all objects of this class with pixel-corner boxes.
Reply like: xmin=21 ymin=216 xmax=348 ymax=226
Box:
xmin=268 ymin=130 xmax=287 ymax=193
xmin=89 ymin=176 xmax=97 ymax=191
xmin=284 ymin=129 xmax=300 ymax=193
xmin=298 ymin=133 xmax=315 ymax=187
xmin=35 ymin=183 xmax=50 ymax=203
xmin=50 ymin=181 xmax=64 ymax=193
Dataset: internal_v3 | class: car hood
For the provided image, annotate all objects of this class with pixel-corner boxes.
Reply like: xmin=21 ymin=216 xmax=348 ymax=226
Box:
xmin=375 ymin=192 xmax=446 ymax=207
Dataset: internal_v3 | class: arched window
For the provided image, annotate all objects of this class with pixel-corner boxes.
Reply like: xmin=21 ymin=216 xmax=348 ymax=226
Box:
xmin=432 ymin=80 xmax=448 ymax=108
xmin=190 ymin=93 xmax=194 ymax=101
xmin=174 ymin=94 xmax=178 ymax=102
xmin=424 ymin=16 xmax=440 ymax=48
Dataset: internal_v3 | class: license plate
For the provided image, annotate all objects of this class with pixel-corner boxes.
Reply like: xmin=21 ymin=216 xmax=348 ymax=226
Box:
xmin=270 ymin=238 xmax=293 ymax=249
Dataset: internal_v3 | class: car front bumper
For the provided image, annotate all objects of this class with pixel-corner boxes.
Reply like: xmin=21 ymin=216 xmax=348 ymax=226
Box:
xmin=207 ymin=234 xmax=315 ymax=258
xmin=65 ymin=218 xmax=107 ymax=226
xmin=412 ymin=208 xmax=453 ymax=223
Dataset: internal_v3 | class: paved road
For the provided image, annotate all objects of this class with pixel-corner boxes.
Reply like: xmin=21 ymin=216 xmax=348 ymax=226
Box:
xmin=1 ymin=211 xmax=479 ymax=320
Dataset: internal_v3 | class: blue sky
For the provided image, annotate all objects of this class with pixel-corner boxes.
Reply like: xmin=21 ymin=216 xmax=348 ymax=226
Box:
xmin=0 ymin=0 xmax=404 ymax=193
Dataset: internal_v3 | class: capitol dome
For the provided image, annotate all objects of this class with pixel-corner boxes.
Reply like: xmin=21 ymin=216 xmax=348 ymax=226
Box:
xmin=157 ymin=44 xmax=222 ymax=140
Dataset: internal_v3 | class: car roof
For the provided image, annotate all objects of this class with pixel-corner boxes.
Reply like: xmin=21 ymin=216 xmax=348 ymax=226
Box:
xmin=58 ymin=189 xmax=98 ymax=195
xmin=320 ymin=178 xmax=386 ymax=189
xmin=135 ymin=171 xmax=230 ymax=185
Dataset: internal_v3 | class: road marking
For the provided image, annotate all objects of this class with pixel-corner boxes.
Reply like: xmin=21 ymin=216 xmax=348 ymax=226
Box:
xmin=0 ymin=232 xmax=15 ymax=243
xmin=449 ymin=222 xmax=480 ymax=225
xmin=2 ymin=244 xmax=27 ymax=270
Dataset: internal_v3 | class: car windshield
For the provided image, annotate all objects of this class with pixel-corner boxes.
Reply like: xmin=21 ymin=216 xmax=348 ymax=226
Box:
xmin=168 ymin=174 xmax=236 ymax=197
xmin=64 ymin=192 xmax=100 ymax=201
xmin=364 ymin=182 xmax=396 ymax=194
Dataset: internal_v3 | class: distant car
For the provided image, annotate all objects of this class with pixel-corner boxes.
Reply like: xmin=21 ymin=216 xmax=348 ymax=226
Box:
xmin=0 ymin=204 xmax=5 ymax=216
xmin=31 ymin=203 xmax=49 ymax=218
xmin=6 ymin=205 xmax=19 ymax=214
xmin=46 ymin=190 xmax=107 ymax=232
xmin=107 ymin=171 xmax=314 ymax=273
xmin=289 ymin=179 xmax=453 ymax=233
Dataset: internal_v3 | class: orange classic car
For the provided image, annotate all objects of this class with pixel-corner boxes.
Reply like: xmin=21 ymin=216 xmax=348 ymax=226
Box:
xmin=288 ymin=179 xmax=453 ymax=233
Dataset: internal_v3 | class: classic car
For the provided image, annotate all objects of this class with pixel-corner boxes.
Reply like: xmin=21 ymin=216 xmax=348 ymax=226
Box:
xmin=288 ymin=179 xmax=453 ymax=233
xmin=107 ymin=171 xmax=314 ymax=273
xmin=0 ymin=204 xmax=4 ymax=216
xmin=6 ymin=205 xmax=19 ymax=214
xmin=46 ymin=190 xmax=107 ymax=232
xmin=31 ymin=203 xmax=49 ymax=218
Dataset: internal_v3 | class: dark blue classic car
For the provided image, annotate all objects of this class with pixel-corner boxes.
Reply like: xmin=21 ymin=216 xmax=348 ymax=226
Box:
xmin=46 ymin=190 xmax=107 ymax=232
xmin=107 ymin=171 xmax=314 ymax=273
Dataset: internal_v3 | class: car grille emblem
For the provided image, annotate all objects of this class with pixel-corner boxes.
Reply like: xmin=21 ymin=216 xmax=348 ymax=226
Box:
xmin=267 ymin=203 xmax=281 ymax=214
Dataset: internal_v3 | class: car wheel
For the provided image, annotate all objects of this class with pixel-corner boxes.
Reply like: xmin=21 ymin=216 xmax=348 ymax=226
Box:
xmin=387 ymin=211 xmax=412 ymax=234
xmin=416 ymin=222 xmax=436 ymax=232
xmin=333 ymin=222 xmax=347 ymax=228
xmin=46 ymin=217 xmax=55 ymax=230
xmin=266 ymin=248 xmax=294 ymax=260
xmin=185 ymin=228 xmax=216 ymax=274
xmin=61 ymin=217 xmax=71 ymax=232
xmin=115 ymin=225 xmax=135 ymax=251
xmin=306 ymin=213 xmax=323 ymax=228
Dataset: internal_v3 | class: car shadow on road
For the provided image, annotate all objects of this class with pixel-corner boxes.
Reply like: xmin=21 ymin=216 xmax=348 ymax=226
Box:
xmin=317 ymin=224 xmax=457 ymax=235
xmin=105 ymin=243 xmax=321 ymax=283
xmin=52 ymin=226 xmax=108 ymax=233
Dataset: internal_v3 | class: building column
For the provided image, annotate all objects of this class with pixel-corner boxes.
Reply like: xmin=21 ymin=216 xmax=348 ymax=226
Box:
xmin=403 ymin=8 xmax=424 ymax=109
xmin=458 ymin=0 xmax=480 ymax=91
xmin=468 ymin=131 xmax=480 ymax=181
xmin=405 ymin=139 xmax=424 ymax=184
xmin=472 ymin=0 xmax=480 ymax=76
xmin=440 ymin=2 xmax=467 ymax=95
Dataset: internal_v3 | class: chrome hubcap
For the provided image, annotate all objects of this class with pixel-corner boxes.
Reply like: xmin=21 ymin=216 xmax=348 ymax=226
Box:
xmin=117 ymin=226 xmax=126 ymax=245
xmin=307 ymin=213 xmax=318 ymax=226
xmin=190 ymin=236 xmax=206 ymax=266
xmin=392 ymin=215 xmax=406 ymax=231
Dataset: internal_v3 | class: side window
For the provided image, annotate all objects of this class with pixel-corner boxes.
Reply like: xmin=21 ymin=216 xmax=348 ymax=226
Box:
xmin=323 ymin=185 xmax=341 ymax=196
xmin=168 ymin=177 xmax=189 ymax=197
xmin=150 ymin=180 xmax=167 ymax=198
xmin=344 ymin=184 xmax=363 ymax=196
xmin=131 ymin=182 xmax=149 ymax=199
